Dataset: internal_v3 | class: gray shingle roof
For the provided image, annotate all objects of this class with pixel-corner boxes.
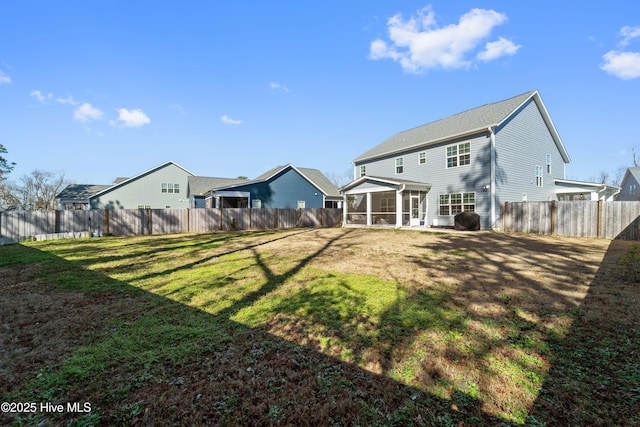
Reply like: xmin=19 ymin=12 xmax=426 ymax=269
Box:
xmin=354 ymin=90 xmax=538 ymax=163
xmin=56 ymin=184 xmax=113 ymax=200
xmin=213 ymin=164 xmax=341 ymax=198
xmin=188 ymin=176 xmax=249 ymax=196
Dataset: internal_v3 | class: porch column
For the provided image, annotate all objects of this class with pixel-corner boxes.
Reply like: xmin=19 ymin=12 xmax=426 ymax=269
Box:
xmin=396 ymin=189 xmax=403 ymax=228
xmin=366 ymin=192 xmax=372 ymax=226
xmin=342 ymin=195 xmax=347 ymax=225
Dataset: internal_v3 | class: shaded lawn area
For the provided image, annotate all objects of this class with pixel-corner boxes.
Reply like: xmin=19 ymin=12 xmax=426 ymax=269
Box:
xmin=0 ymin=228 xmax=638 ymax=426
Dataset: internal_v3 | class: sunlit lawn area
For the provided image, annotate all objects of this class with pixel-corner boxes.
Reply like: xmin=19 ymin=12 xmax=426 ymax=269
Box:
xmin=1 ymin=228 xmax=638 ymax=426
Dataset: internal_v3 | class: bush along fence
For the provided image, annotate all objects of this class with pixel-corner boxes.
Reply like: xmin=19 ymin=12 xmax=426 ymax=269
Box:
xmin=502 ymin=200 xmax=640 ymax=240
xmin=0 ymin=208 xmax=343 ymax=245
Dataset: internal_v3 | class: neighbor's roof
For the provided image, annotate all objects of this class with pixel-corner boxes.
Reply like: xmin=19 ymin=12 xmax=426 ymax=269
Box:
xmin=188 ymin=176 xmax=249 ymax=196
xmin=624 ymin=167 xmax=640 ymax=183
xmin=212 ymin=164 xmax=341 ymax=198
xmin=56 ymin=184 xmax=113 ymax=200
xmin=354 ymin=90 xmax=571 ymax=164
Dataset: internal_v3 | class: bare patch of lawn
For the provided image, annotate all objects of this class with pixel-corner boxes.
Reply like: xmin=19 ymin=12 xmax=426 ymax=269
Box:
xmin=1 ymin=228 xmax=638 ymax=426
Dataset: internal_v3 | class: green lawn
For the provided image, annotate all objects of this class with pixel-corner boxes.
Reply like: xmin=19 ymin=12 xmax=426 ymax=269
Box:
xmin=0 ymin=228 xmax=638 ymax=426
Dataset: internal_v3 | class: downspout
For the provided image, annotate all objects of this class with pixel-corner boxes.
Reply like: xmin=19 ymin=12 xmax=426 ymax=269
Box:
xmin=488 ymin=126 xmax=497 ymax=228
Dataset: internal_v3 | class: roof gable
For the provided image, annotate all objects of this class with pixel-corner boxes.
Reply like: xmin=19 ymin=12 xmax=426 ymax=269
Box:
xmin=354 ymin=90 xmax=570 ymax=164
xmin=90 ymin=161 xmax=194 ymax=199
xmin=212 ymin=164 xmax=340 ymax=197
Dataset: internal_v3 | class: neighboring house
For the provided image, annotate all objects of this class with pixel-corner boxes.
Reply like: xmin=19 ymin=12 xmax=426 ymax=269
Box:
xmin=616 ymin=167 xmax=640 ymax=201
xmin=342 ymin=90 xmax=572 ymax=228
xmin=205 ymin=164 xmax=342 ymax=209
xmin=57 ymin=161 xmax=195 ymax=210
xmin=555 ymin=179 xmax=619 ymax=201
xmin=188 ymin=176 xmax=249 ymax=208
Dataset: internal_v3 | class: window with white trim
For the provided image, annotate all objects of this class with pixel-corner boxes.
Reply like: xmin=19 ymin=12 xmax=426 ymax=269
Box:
xmin=418 ymin=152 xmax=426 ymax=165
xmin=395 ymin=157 xmax=404 ymax=174
xmin=546 ymin=154 xmax=551 ymax=174
xmin=536 ymin=166 xmax=543 ymax=187
xmin=252 ymin=199 xmax=262 ymax=208
xmin=439 ymin=192 xmax=475 ymax=216
xmin=360 ymin=165 xmax=366 ymax=176
xmin=161 ymin=183 xmax=180 ymax=193
xmin=297 ymin=200 xmax=306 ymax=209
xmin=446 ymin=142 xmax=470 ymax=168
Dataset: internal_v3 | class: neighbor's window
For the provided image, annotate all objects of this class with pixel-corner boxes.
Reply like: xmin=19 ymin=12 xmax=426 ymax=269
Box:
xmin=439 ymin=192 xmax=475 ymax=216
xmin=446 ymin=142 xmax=470 ymax=168
xmin=395 ymin=157 xmax=404 ymax=174
xmin=419 ymin=152 xmax=426 ymax=165
xmin=360 ymin=165 xmax=366 ymax=177
xmin=536 ymin=165 xmax=543 ymax=187
xmin=252 ymin=199 xmax=262 ymax=208
xmin=161 ymin=183 xmax=180 ymax=194
xmin=297 ymin=200 xmax=306 ymax=209
xmin=546 ymin=154 xmax=552 ymax=174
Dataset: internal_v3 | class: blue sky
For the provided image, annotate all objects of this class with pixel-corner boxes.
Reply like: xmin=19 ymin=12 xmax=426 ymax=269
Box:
xmin=1 ymin=1 xmax=639 ymax=186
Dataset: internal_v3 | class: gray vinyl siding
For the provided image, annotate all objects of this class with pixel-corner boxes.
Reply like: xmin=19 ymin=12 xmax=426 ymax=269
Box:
xmin=617 ymin=169 xmax=640 ymax=201
xmin=90 ymin=163 xmax=193 ymax=209
xmin=355 ymin=133 xmax=492 ymax=226
xmin=494 ymin=99 xmax=565 ymax=214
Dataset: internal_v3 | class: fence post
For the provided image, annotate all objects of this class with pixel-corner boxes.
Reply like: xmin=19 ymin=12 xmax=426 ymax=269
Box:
xmin=55 ymin=210 xmax=61 ymax=234
xmin=551 ymin=201 xmax=556 ymax=236
xmin=104 ymin=209 xmax=110 ymax=236
xmin=503 ymin=202 xmax=508 ymax=232
xmin=186 ymin=208 xmax=190 ymax=233
xmin=147 ymin=208 xmax=152 ymax=235
xmin=597 ymin=200 xmax=603 ymax=238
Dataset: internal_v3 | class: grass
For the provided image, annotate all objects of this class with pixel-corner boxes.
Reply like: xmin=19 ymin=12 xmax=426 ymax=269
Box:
xmin=1 ymin=228 xmax=638 ymax=426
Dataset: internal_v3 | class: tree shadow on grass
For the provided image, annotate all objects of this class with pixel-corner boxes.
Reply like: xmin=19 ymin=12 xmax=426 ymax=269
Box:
xmin=528 ymin=238 xmax=640 ymax=426
xmin=0 ymin=230 xmax=506 ymax=426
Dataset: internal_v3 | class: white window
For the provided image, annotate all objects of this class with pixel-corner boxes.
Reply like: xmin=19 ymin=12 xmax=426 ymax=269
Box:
xmin=546 ymin=154 xmax=551 ymax=174
xmin=252 ymin=199 xmax=262 ymax=208
xmin=395 ymin=157 xmax=404 ymax=174
xmin=161 ymin=183 xmax=180 ymax=194
xmin=419 ymin=152 xmax=426 ymax=165
xmin=297 ymin=200 xmax=306 ymax=209
xmin=536 ymin=166 xmax=543 ymax=187
xmin=360 ymin=165 xmax=366 ymax=177
xmin=439 ymin=192 xmax=475 ymax=216
xmin=446 ymin=142 xmax=470 ymax=168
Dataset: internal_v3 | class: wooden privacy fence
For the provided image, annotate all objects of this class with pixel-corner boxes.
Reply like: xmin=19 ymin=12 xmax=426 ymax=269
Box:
xmin=502 ymin=201 xmax=640 ymax=240
xmin=0 ymin=208 xmax=343 ymax=244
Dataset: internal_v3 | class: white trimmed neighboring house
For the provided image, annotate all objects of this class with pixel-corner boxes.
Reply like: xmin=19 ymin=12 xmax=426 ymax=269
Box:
xmin=205 ymin=164 xmax=342 ymax=209
xmin=57 ymin=161 xmax=197 ymax=210
xmin=616 ymin=167 xmax=640 ymax=201
xmin=342 ymin=90 xmax=576 ymax=229
xmin=555 ymin=179 xmax=619 ymax=201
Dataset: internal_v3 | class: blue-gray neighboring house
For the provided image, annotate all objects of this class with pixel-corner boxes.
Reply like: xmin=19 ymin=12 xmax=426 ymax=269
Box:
xmin=616 ymin=167 xmax=640 ymax=201
xmin=342 ymin=90 xmax=572 ymax=229
xmin=206 ymin=164 xmax=342 ymax=209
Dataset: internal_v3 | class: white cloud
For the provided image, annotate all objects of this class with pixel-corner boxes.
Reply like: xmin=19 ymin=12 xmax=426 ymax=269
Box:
xmin=73 ymin=103 xmax=104 ymax=122
xmin=56 ymin=96 xmax=79 ymax=105
xmin=601 ymin=50 xmax=640 ymax=79
xmin=601 ymin=26 xmax=640 ymax=80
xmin=30 ymin=90 xmax=53 ymax=103
xmin=369 ymin=5 xmax=518 ymax=72
xmin=116 ymin=108 xmax=151 ymax=127
xmin=270 ymin=82 xmax=289 ymax=92
xmin=477 ymin=37 xmax=521 ymax=61
xmin=221 ymin=114 xmax=243 ymax=125
xmin=0 ymin=71 xmax=10 ymax=85
xmin=619 ymin=26 xmax=640 ymax=47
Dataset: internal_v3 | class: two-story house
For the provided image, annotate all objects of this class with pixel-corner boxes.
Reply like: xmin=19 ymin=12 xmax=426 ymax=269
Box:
xmin=341 ymin=90 xmax=571 ymax=229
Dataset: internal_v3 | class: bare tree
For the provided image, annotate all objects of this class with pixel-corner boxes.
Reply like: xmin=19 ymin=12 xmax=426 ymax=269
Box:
xmin=2 ymin=170 xmax=69 ymax=210
xmin=632 ymin=146 xmax=639 ymax=167
xmin=325 ymin=169 xmax=353 ymax=188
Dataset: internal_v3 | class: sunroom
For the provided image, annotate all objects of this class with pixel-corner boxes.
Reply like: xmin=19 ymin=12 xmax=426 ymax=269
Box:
xmin=340 ymin=176 xmax=431 ymax=227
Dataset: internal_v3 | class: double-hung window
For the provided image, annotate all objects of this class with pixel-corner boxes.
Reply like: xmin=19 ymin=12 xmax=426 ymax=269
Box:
xmin=395 ymin=157 xmax=404 ymax=174
xmin=439 ymin=192 xmax=475 ymax=216
xmin=446 ymin=142 xmax=470 ymax=168
xmin=161 ymin=183 xmax=180 ymax=194
xmin=418 ymin=152 xmax=426 ymax=165
xmin=535 ymin=166 xmax=543 ymax=187
xmin=546 ymin=154 xmax=552 ymax=174
xmin=360 ymin=165 xmax=366 ymax=177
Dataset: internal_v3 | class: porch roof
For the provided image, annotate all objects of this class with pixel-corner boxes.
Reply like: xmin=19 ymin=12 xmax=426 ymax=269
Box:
xmin=340 ymin=175 xmax=431 ymax=194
